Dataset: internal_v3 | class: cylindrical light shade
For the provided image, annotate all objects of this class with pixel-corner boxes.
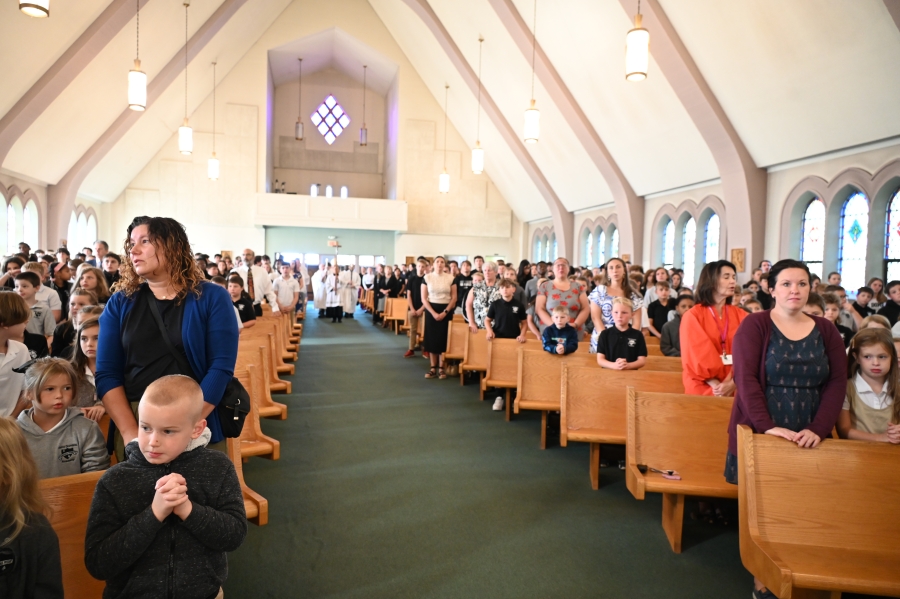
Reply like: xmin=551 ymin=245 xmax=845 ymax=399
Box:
xmin=524 ymin=100 xmax=540 ymax=144
xmin=208 ymin=154 xmax=220 ymax=180
xmin=439 ymin=171 xmax=450 ymax=194
xmin=178 ymin=119 xmax=193 ymax=155
xmin=20 ymin=0 xmax=49 ymax=17
xmin=359 ymin=126 xmax=367 ymax=146
xmin=295 ymin=119 xmax=303 ymax=140
xmin=625 ymin=14 xmax=649 ymax=81
xmin=128 ymin=60 xmax=147 ymax=111
xmin=471 ymin=143 xmax=484 ymax=175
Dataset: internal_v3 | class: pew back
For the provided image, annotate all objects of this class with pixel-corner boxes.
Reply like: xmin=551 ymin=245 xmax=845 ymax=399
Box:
xmin=515 ymin=349 xmax=596 ymax=413
xmin=445 ymin=319 xmax=467 ymax=360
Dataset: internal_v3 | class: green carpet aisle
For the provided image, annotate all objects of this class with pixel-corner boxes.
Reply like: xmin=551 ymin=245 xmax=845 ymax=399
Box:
xmin=223 ymin=309 xmax=749 ymax=599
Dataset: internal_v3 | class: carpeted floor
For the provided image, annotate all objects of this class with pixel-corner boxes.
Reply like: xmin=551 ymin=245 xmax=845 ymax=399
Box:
xmin=223 ymin=307 xmax=752 ymax=599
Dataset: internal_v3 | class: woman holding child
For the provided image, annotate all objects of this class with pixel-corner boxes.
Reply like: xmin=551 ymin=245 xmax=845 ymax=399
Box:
xmin=588 ymin=257 xmax=642 ymax=353
xmin=535 ymin=257 xmax=590 ymax=340
xmin=96 ymin=216 xmax=238 ymax=455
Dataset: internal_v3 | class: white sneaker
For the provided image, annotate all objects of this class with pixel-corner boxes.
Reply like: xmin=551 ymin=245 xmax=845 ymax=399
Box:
xmin=492 ymin=397 xmax=504 ymax=411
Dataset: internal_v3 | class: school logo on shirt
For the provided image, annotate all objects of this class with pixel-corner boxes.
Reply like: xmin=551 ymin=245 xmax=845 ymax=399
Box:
xmin=512 ymin=306 xmax=519 ymax=313
xmin=58 ymin=444 xmax=78 ymax=463
xmin=627 ymin=338 xmax=637 ymax=348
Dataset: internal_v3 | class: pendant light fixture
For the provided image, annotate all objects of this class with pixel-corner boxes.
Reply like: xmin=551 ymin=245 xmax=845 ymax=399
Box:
xmin=19 ymin=0 xmax=49 ymax=18
xmin=178 ymin=1 xmax=193 ymax=155
xmin=294 ymin=58 xmax=304 ymax=140
xmin=208 ymin=62 xmax=219 ymax=180
xmin=625 ymin=0 xmax=649 ymax=81
xmin=359 ymin=65 xmax=368 ymax=146
xmin=471 ymin=36 xmax=484 ymax=175
xmin=439 ymin=84 xmax=450 ymax=194
xmin=523 ymin=0 xmax=539 ymax=144
xmin=128 ymin=0 xmax=147 ymax=111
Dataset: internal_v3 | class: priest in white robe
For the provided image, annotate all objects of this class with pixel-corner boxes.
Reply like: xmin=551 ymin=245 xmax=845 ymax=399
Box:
xmin=311 ymin=263 xmax=327 ymax=318
xmin=324 ymin=265 xmax=343 ymax=323
xmin=341 ymin=266 xmax=361 ymax=318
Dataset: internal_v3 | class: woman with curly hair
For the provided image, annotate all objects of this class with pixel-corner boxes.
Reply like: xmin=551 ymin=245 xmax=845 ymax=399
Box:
xmin=95 ymin=216 xmax=238 ymax=456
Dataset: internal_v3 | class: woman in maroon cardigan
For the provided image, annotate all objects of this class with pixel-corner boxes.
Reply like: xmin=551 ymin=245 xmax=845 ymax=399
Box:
xmin=728 ymin=259 xmax=847 ymax=599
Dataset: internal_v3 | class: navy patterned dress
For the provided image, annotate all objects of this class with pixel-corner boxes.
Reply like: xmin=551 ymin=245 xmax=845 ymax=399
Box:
xmin=724 ymin=324 xmax=829 ymax=484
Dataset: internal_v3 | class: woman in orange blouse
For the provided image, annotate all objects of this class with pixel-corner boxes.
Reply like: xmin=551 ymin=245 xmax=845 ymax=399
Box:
xmin=680 ymin=260 xmax=747 ymax=396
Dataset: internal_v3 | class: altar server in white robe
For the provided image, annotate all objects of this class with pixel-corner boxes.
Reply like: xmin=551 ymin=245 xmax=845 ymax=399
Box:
xmin=325 ymin=264 xmax=344 ymax=323
xmin=341 ymin=266 xmax=361 ymax=318
xmin=311 ymin=263 xmax=328 ymax=318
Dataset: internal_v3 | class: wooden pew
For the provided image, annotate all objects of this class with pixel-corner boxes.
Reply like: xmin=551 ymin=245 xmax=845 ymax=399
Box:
xmin=236 ymin=342 xmax=288 ymax=420
xmin=227 ymin=438 xmax=269 ymax=526
xmin=460 ymin=329 xmax=488 ymax=395
xmin=647 ymin=344 xmax=664 ymax=357
xmin=645 ymin=336 xmax=660 ymax=345
xmin=644 ymin=355 xmax=682 ymax=372
xmin=737 ymin=425 xmax=900 ymax=599
xmin=625 ymin=389 xmax=735 ymax=553
xmin=239 ymin=332 xmax=291 ymax=394
xmin=561 ymin=367 xmax=684 ymax=490
xmin=40 ymin=471 xmax=106 ymax=599
xmin=515 ymin=349 xmax=596 ymax=449
xmin=445 ymin=319 xmax=468 ymax=362
xmin=234 ymin=364 xmax=280 ymax=461
xmin=363 ymin=289 xmax=374 ymax=313
xmin=484 ymin=338 xmax=542 ymax=421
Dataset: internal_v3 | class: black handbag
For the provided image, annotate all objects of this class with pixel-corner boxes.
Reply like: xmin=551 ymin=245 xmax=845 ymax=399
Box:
xmin=146 ymin=289 xmax=249 ymax=437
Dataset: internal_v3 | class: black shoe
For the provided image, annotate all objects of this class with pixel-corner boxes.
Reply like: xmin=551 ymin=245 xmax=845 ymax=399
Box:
xmin=752 ymin=590 xmax=778 ymax=599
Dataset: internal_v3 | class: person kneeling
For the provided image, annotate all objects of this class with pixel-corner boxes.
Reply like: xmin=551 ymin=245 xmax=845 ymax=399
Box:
xmin=85 ymin=375 xmax=247 ymax=599
xmin=596 ymin=297 xmax=647 ymax=370
xmin=484 ymin=279 xmax=527 ymax=411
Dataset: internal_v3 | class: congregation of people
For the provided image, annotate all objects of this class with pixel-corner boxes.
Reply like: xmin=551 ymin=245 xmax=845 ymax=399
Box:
xmin=2 ymin=222 xmax=899 ymax=598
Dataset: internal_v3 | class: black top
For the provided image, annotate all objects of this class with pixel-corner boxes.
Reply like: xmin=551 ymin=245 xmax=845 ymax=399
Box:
xmin=647 ymin=298 xmax=677 ymax=333
xmin=382 ymin=276 xmax=402 ymax=298
xmin=406 ymin=274 xmax=425 ymax=310
xmin=121 ymin=287 xmax=188 ymax=403
xmin=834 ymin=323 xmax=853 ymax=348
xmin=22 ymin=331 xmax=50 ymax=360
xmin=51 ymin=321 xmax=75 ymax=357
xmin=103 ymin=270 xmax=121 ymax=289
xmin=0 ymin=514 xmax=63 ymax=599
xmin=486 ymin=298 xmax=527 ymax=339
xmin=757 ymin=290 xmax=773 ymax=310
xmin=232 ymin=295 xmax=256 ymax=323
xmin=453 ymin=274 xmax=474 ymax=314
xmin=596 ymin=325 xmax=647 ymax=363
xmin=50 ymin=280 xmax=71 ymax=321
xmin=851 ymin=302 xmax=874 ymax=318
xmin=877 ymin=300 xmax=900 ymax=326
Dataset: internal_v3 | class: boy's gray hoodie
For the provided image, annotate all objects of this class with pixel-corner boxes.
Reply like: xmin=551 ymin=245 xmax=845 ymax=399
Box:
xmin=16 ymin=407 xmax=110 ymax=478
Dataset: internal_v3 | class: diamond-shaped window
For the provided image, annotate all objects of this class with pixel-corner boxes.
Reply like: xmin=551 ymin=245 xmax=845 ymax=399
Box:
xmin=311 ymin=95 xmax=349 ymax=145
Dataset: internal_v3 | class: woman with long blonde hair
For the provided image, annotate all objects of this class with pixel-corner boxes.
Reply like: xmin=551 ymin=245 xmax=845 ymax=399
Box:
xmin=0 ymin=418 xmax=63 ymax=596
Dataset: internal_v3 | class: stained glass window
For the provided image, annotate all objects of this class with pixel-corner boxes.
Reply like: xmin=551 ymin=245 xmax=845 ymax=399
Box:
xmin=596 ymin=229 xmax=606 ymax=266
xmin=704 ymin=213 xmax=720 ymax=264
xmin=310 ymin=95 xmax=350 ymax=145
xmin=584 ymin=231 xmax=593 ymax=266
xmin=682 ymin=217 xmax=696 ymax=287
xmin=662 ymin=219 xmax=675 ymax=269
xmin=884 ymin=189 xmax=900 ymax=282
xmin=800 ymin=199 xmax=825 ymax=278
xmin=839 ymin=192 xmax=869 ymax=292
xmin=534 ymin=237 xmax=542 ymax=262
xmin=610 ymin=227 xmax=619 ymax=257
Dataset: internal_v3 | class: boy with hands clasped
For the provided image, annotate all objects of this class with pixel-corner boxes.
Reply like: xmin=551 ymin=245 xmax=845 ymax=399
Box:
xmin=85 ymin=375 xmax=247 ymax=599
xmin=596 ymin=297 xmax=647 ymax=370
xmin=542 ymin=304 xmax=579 ymax=355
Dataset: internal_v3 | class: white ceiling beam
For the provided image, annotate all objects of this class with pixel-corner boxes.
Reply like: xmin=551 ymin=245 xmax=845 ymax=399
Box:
xmin=0 ymin=0 xmax=153 ymax=169
xmin=399 ymin=0 xmax=574 ymax=261
xmin=46 ymin=0 xmax=249 ymax=246
xmin=489 ymin=0 xmax=643 ymax=263
xmin=619 ymin=0 xmax=767 ymax=270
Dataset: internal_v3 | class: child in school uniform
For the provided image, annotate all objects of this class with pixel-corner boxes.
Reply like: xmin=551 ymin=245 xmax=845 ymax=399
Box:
xmin=837 ymin=328 xmax=900 ymax=444
xmin=273 ymin=263 xmax=301 ymax=314
xmin=822 ymin=292 xmax=854 ymax=348
xmin=661 ymin=294 xmax=694 ymax=357
xmin=542 ymin=304 xmax=579 ymax=355
xmin=15 ymin=358 xmax=109 ymax=479
xmin=228 ymin=274 xmax=256 ymax=329
xmin=0 ymin=291 xmax=31 ymax=419
xmin=84 ymin=375 xmax=247 ymax=599
xmin=645 ymin=280 xmax=677 ymax=339
xmin=485 ymin=279 xmax=528 ymax=412
xmin=22 ymin=261 xmax=61 ymax=323
xmin=14 ymin=272 xmax=55 ymax=345
xmin=596 ymin=297 xmax=647 ymax=370
xmin=70 ymin=315 xmax=106 ymax=422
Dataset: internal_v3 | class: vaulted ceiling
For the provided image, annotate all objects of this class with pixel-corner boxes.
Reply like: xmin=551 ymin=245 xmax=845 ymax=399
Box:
xmin=1 ymin=0 xmax=899 ymax=226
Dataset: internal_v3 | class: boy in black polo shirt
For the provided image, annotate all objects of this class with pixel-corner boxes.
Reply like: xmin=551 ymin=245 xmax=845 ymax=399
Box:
xmin=596 ymin=297 xmax=646 ymax=370
xmin=851 ymin=286 xmax=875 ymax=319
xmin=404 ymin=259 xmax=427 ymax=358
xmin=646 ymin=280 xmax=676 ymax=339
xmin=228 ymin=275 xmax=257 ymax=329
xmin=485 ymin=279 xmax=527 ymax=343
xmin=877 ymin=280 xmax=900 ymax=326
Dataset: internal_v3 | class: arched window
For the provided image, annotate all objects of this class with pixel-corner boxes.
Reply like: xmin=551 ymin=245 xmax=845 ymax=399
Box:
xmin=542 ymin=234 xmax=550 ymax=262
xmin=0 ymin=196 xmax=7 ymax=255
xmin=8 ymin=197 xmax=23 ymax=255
xmin=839 ymin=191 xmax=869 ymax=292
xmin=340 ymin=186 xmax=349 ymax=199
xmin=682 ymin=217 xmax=696 ymax=287
xmin=662 ymin=219 xmax=675 ymax=269
xmin=884 ymin=189 xmax=900 ymax=281
xmin=534 ymin=236 xmax=542 ymax=262
xmin=325 ymin=185 xmax=333 ymax=198
xmin=23 ymin=201 xmax=38 ymax=250
xmin=609 ymin=227 xmax=619 ymax=258
xmin=596 ymin=228 xmax=605 ymax=266
xmin=86 ymin=214 xmax=97 ymax=248
xmin=67 ymin=212 xmax=78 ymax=252
xmin=584 ymin=230 xmax=593 ymax=266
xmin=551 ymin=233 xmax=558 ymax=261
xmin=704 ymin=213 xmax=720 ymax=264
xmin=310 ymin=184 xmax=318 ymax=197
xmin=800 ymin=199 xmax=825 ymax=278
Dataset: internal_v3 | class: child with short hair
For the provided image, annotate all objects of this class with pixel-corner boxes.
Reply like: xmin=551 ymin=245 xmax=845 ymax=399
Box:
xmin=802 ymin=292 xmax=826 ymax=318
xmin=22 ymin=261 xmax=61 ymax=322
xmin=878 ymin=280 xmax=900 ymax=326
xmin=212 ymin=276 xmax=243 ymax=331
xmin=485 ymin=279 xmax=527 ymax=343
xmin=852 ymin=286 xmax=876 ymax=319
xmin=0 ymin=418 xmax=64 ymax=598
xmin=228 ymin=274 xmax=256 ymax=329
xmin=16 ymin=357 xmax=109 ymax=478
xmin=661 ymin=294 xmax=694 ymax=357
xmin=646 ymin=280 xmax=676 ymax=339
xmin=596 ymin=297 xmax=647 ymax=370
xmin=739 ymin=289 xmax=756 ymax=307
xmin=102 ymin=252 xmax=121 ymax=289
xmin=85 ymin=375 xmax=247 ymax=598
xmin=837 ymin=328 xmax=900 ymax=444
xmin=14 ymin=272 xmax=55 ymax=343
xmin=71 ymin=314 xmax=106 ymax=422
xmin=743 ymin=299 xmax=763 ymax=313
xmin=860 ymin=314 xmax=891 ymax=330
xmin=0 ymin=291 xmax=31 ymax=418
xmin=542 ymin=304 xmax=579 ymax=355
xmin=273 ymin=263 xmax=301 ymax=314
xmin=822 ymin=292 xmax=853 ymax=348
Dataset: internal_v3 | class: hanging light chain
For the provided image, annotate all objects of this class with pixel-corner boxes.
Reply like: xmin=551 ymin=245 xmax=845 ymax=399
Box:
xmin=476 ymin=37 xmax=483 ymax=141
xmin=530 ymin=0 xmax=537 ymax=100
xmin=298 ymin=58 xmax=302 ymax=117
xmin=136 ymin=0 xmax=140 ymax=60
xmin=184 ymin=2 xmax=189 ymax=120
xmin=443 ymin=84 xmax=449 ymax=169
xmin=212 ymin=62 xmax=216 ymax=153
xmin=363 ymin=65 xmax=367 ymax=122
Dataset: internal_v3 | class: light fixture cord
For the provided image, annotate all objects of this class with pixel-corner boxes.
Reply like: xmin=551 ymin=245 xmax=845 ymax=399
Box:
xmin=298 ymin=58 xmax=302 ymax=118
xmin=363 ymin=66 xmax=367 ymax=123
xmin=476 ymin=37 xmax=483 ymax=141
xmin=184 ymin=3 xmax=188 ymax=120
xmin=637 ymin=0 xmax=641 ymax=15
xmin=443 ymin=85 xmax=449 ymax=169
xmin=212 ymin=62 xmax=216 ymax=153
xmin=136 ymin=0 xmax=140 ymax=60
xmin=530 ymin=0 xmax=537 ymax=100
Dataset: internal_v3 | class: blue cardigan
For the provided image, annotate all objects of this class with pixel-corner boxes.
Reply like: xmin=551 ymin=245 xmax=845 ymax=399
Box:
xmin=96 ymin=281 xmax=239 ymax=443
